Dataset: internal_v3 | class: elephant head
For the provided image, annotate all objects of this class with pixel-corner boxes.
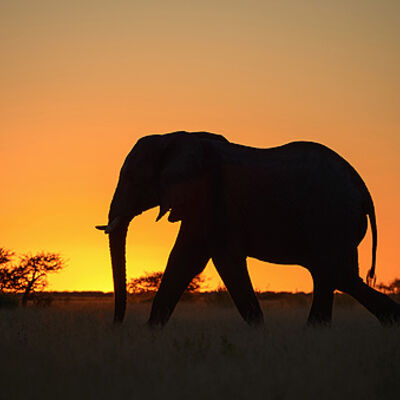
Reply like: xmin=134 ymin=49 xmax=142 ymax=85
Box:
xmin=96 ymin=131 xmax=228 ymax=323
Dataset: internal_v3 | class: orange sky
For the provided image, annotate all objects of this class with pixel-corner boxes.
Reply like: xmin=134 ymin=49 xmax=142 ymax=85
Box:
xmin=1 ymin=0 xmax=399 ymax=292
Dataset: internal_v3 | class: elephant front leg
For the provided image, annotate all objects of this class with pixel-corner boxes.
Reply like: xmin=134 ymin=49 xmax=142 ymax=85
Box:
xmin=212 ymin=253 xmax=264 ymax=327
xmin=148 ymin=226 xmax=210 ymax=328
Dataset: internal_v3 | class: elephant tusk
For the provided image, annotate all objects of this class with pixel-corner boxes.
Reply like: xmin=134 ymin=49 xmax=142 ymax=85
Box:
xmin=95 ymin=217 xmax=121 ymax=234
xmin=156 ymin=204 xmax=169 ymax=222
xmin=106 ymin=217 xmax=121 ymax=233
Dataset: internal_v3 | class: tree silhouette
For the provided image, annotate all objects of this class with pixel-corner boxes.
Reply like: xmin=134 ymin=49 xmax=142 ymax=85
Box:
xmin=0 ymin=248 xmax=16 ymax=292
xmin=390 ymin=279 xmax=400 ymax=294
xmin=0 ymin=249 xmax=65 ymax=306
xmin=0 ymin=248 xmax=14 ymax=265
xmin=377 ymin=279 xmax=400 ymax=295
xmin=128 ymin=271 xmax=207 ymax=294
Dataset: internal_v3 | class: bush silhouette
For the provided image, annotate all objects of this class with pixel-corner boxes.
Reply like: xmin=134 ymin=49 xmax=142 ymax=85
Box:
xmin=128 ymin=271 xmax=207 ymax=295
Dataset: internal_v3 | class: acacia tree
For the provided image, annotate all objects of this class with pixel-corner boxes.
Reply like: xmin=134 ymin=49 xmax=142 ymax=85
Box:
xmin=0 ymin=249 xmax=65 ymax=306
xmin=0 ymin=248 xmax=14 ymax=265
xmin=128 ymin=271 xmax=207 ymax=295
xmin=0 ymin=248 xmax=16 ymax=292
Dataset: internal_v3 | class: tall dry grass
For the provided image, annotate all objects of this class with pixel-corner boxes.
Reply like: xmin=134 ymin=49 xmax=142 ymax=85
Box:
xmin=1 ymin=298 xmax=399 ymax=399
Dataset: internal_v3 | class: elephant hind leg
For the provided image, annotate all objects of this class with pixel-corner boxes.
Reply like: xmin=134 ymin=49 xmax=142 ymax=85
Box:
xmin=339 ymin=278 xmax=400 ymax=325
xmin=307 ymin=276 xmax=334 ymax=327
xmin=306 ymin=248 xmax=358 ymax=327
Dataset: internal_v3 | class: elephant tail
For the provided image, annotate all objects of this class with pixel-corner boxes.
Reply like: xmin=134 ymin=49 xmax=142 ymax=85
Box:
xmin=366 ymin=197 xmax=377 ymax=287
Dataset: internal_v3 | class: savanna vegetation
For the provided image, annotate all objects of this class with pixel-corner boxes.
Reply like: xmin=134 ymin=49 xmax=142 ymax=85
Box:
xmin=1 ymin=284 xmax=400 ymax=399
xmin=127 ymin=270 xmax=207 ymax=295
xmin=0 ymin=247 xmax=65 ymax=307
xmin=2 ymin=253 xmax=400 ymax=399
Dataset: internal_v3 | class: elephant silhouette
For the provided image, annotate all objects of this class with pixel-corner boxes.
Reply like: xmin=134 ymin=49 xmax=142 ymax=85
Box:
xmin=97 ymin=131 xmax=400 ymax=327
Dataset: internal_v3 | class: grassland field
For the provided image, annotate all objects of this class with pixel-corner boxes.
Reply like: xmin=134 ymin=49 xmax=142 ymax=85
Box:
xmin=1 ymin=295 xmax=400 ymax=400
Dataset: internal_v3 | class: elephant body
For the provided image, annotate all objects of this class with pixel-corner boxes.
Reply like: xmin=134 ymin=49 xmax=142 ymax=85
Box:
xmin=211 ymin=141 xmax=369 ymax=267
xmin=97 ymin=131 xmax=400 ymax=326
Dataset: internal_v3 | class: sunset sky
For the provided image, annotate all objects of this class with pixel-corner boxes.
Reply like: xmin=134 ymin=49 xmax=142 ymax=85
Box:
xmin=1 ymin=0 xmax=399 ymax=292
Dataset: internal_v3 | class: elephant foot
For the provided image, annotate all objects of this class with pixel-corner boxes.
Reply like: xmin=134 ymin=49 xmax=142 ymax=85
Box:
xmin=306 ymin=317 xmax=332 ymax=328
xmin=377 ymin=307 xmax=400 ymax=327
xmin=146 ymin=318 xmax=166 ymax=330
xmin=247 ymin=315 xmax=264 ymax=329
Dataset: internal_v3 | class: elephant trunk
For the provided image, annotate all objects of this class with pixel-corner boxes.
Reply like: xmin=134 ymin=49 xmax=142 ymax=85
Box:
xmin=109 ymin=224 xmax=129 ymax=323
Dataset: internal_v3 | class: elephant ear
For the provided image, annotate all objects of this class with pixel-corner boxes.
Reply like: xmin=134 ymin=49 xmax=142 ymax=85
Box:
xmin=156 ymin=133 xmax=206 ymax=223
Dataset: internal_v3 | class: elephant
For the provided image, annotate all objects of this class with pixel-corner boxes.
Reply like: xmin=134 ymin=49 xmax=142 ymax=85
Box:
xmin=96 ymin=131 xmax=400 ymax=327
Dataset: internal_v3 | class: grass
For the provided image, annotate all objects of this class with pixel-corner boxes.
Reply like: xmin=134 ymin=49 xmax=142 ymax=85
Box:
xmin=1 ymin=298 xmax=399 ymax=400
xmin=0 ymin=293 xmax=19 ymax=309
